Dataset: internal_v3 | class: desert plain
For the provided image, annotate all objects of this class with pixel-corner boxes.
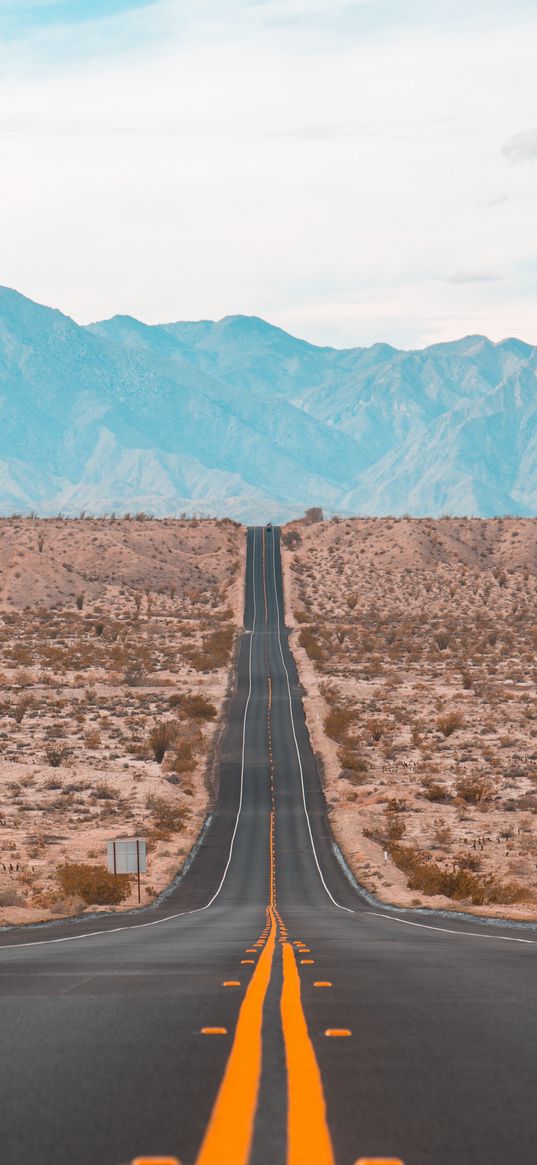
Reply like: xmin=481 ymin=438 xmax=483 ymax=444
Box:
xmin=3 ymin=513 xmax=537 ymax=928
xmin=0 ymin=517 xmax=243 ymax=925
xmin=282 ymin=515 xmax=537 ymax=920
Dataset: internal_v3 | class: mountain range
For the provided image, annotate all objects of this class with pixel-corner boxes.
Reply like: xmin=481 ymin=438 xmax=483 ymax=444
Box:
xmin=0 ymin=286 xmax=535 ymax=522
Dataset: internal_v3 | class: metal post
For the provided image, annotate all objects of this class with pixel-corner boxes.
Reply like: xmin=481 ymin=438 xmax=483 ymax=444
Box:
xmin=113 ymin=841 xmax=117 ymax=877
xmin=136 ymin=838 xmax=141 ymax=904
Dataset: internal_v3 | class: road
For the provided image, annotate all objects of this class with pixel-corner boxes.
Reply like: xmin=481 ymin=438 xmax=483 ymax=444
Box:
xmin=1 ymin=525 xmax=537 ymax=1165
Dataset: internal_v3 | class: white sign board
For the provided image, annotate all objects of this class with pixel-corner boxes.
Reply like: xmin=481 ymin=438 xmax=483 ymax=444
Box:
xmin=107 ymin=838 xmax=147 ymax=875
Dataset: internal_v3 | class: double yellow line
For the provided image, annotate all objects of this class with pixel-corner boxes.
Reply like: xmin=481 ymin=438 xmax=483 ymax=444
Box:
xmin=195 ymin=529 xmax=334 ymax=1165
xmin=195 ymin=906 xmax=335 ymax=1165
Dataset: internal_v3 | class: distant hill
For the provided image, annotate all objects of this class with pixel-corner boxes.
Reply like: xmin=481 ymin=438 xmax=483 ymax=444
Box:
xmin=0 ymin=286 xmax=535 ymax=521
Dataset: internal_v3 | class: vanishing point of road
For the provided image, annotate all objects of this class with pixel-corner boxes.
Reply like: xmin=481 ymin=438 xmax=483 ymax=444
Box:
xmin=1 ymin=527 xmax=537 ymax=1165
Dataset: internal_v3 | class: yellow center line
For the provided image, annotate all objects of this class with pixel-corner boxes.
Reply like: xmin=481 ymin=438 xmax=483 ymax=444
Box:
xmin=195 ymin=906 xmax=277 ymax=1165
xmin=280 ymin=942 xmax=336 ymax=1165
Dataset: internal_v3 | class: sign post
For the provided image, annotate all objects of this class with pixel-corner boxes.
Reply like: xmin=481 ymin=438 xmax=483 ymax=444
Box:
xmin=107 ymin=838 xmax=147 ymax=903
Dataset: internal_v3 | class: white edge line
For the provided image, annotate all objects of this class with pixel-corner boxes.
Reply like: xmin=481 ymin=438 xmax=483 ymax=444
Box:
xmin=271 ymin=531 xmax=537 ymax=947
xmin=0 ymin=528 xmax=259 ymax=952
xmin=270 ymin=529 xmax=352 ymax=915
xmin=365 ymin=911 xmax=537 ymax=944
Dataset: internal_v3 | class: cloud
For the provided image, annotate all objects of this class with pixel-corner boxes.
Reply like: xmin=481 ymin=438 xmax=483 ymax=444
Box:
xmin=442 ymin=271 xmax=502 ymax=285
xmin=502 ymin=129 xmax=537 ymax=163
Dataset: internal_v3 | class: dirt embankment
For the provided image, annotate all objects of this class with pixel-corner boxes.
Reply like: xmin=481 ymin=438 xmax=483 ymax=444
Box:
xmin=282 ymin=516 xmax=537 ymax=921
xmin=0 ymin=517 xmax=245 ymax=926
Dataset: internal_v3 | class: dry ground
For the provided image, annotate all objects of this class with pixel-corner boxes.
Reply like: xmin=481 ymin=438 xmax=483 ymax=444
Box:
xmin=282 ymin=516 xmax=537 ymax=920
xmin=0 ymin=517 xmax=244 ymax=926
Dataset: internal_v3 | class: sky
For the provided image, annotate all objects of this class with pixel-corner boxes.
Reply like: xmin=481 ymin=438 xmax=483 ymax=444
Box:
xmin=1 ymin=0 xmax=537 ymax=348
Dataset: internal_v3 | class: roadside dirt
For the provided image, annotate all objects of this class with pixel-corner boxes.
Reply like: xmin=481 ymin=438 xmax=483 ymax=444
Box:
xmin=282 ymin=516 xmax=537 ymax=921
xmin=0 ymin=517 xmax=244 ymax=926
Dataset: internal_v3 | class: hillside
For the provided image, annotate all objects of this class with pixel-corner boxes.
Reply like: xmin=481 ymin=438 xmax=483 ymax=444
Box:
xmin=1 ymin=287 xmax=536 ymax=520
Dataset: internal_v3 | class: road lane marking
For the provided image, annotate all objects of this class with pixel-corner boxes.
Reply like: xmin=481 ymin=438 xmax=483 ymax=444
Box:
xmin=270 ymin=531 xmax=354 ymax=917
xmin=280 ymin=941 xmax=336 ymax=1165
xmin=324 ymin=1029 xmax=351 ymax=1038
xmin=223 ymin=981 xmax=241 ymax=987
xmin=365 ymin=912 xmax=537 ymax=945
xmin=195 ymin=907 xmax=277 ymax=1165
xmin=314 ymin=982 xmax=333 ymax=988
xmin=201 ymin=1028 xmax=228 ymax=1036
xmin=354 ymin=1159 xmax=405 ymax=1164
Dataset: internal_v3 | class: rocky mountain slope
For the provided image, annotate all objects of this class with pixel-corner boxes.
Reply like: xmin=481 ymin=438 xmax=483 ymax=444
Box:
xmin=0 ymin=287 xmax=535 ymax=520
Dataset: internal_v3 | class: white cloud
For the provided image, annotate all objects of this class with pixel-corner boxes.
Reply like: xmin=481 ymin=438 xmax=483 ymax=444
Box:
xmin=503 ymin=129 xmax=537 ymax=163
xmin=443 ymin=271 xmax=502 ymax=285
xmin=0 ymin=2 xmax=537 ymax=346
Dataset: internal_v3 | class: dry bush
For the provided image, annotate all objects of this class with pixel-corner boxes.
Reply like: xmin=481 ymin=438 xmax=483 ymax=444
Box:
xmin=421 ymin=779 xmax=451 ymax=803
xmin=45 ymin=744 xmax=70 ymax=767
xmin=124 ymin=663 xmax=147 ymax=687
xmin=0 ymin=888 xmax=25 ymax=907
xmin=56 ymin=862 xmax=131 ymax=905
xmin=146 ymin=794 xmax=188 ymax=833
xmin=298 ymin=628 xmax=324 ymax=662
xmin=324 ymin=706 xmax=357 ymax=742
xmin=181 ymin=693 xmax=216 ymax=720
xmin=12 ymin=694 xmax=35 ymax=723
xmin=303 ymin=507 xmax=323 ymax=525
xmin=338 ymin=747 xmax=368 ymax=774
xmin=167 ymin=740 xmax=196 ymax=774
xmin=367 ymin=717 xmax=387 ymax=741
xmin=189 ymin=626 xmax=235 ymax=670
xmin=94 ymin=781 xmax=115 ymax=800
xmin=456 ymin=776 xmax=494 ymax=804
xmin=436 ymin=710 xmax=465 ymax=737
xmin=148 ymin=720 xmax=178 ymax=763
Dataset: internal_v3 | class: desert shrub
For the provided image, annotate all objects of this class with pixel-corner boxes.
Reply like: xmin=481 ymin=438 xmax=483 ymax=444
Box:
xmin=45 ymin=745 xmax=70 ymax=767
xmin=435 ymin=631 xmax=450 ymax=650
xmin=489 ymin=880 xmax=527 ymax=905
xmin=75 ymin=593 xmax=84 ymax=610
xmin=436 ymin=710 xmax=465 ymax=737
xmin=12 ymin=695 xmax=34 ymax=723
xmin=146 ymin=794 xmax=187 ymax=832
xmin=298 ymin=629 xmax=324 ymax=662
xmin=422 ymin=780 xmax=451 ymax=803
xmin=0 ymin=888 xmax=24 ymax=907
xmin=56 ymin=862 xmax=131 ymax=905
xmin=294 ymin=609 xmax=310 ymax=624
xmin=324 ymin=706 xmax=357 ymax=742
xmin=168 ymin=740 xmax=196 ymax=773
xmin=304 ymin=507 xmax=323 ymax=524
xmin=367 ymin=717 xmax=387 ymax=741
xmin=194 ymin=626 xmax=234 ymax=670
xmin=282 ymin=529 xmax=302 ymax=549
xmin=181 ymin=693 xmax=216 ymax=720
xmin=124 ymin=663 xmax=147 ymax=687
xmin=94 ymin=781 xmax=115 ymax=800
xmin=148 ymin=720 xmax=178 ymax=763
xmin=338 ymin=747 xmax=368 ymax=774
xmin=456 ymin=776 xmax=493 ymax=804
xmin=389 ymin=845 xmax=486 ymax=903
xmin=386 ymin=815 xmax=406 ymax=841
xmin=84 ymin=729 xmax=101 ymax=749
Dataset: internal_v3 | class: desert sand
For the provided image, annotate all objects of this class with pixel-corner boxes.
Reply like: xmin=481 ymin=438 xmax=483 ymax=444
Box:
xmin=282 ymin=515 xmax=537 ymax=920
xmin=0 ymin=517 xmax=244 ymax=926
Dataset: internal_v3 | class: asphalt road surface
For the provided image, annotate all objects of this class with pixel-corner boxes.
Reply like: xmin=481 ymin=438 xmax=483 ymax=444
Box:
xmin=1 ymin=526 xmax=537 ymax=1165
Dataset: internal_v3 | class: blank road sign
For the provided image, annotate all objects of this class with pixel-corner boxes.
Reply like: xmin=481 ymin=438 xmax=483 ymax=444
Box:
xmin=107 ymin=838 xmax=147 ymax=875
